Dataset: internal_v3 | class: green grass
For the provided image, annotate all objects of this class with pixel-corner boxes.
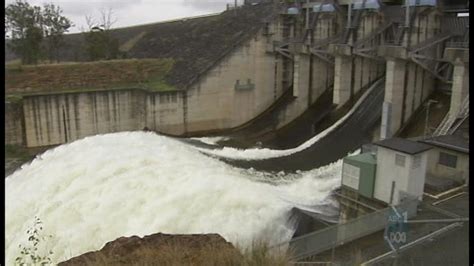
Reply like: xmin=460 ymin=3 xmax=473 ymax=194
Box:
xmin=6 ymin=58 xmax=178 ymax=95
xmin=144 ymin=79 xmax=177 ymax=92
xmin=5 ymin=94 xmax=23 ymax=103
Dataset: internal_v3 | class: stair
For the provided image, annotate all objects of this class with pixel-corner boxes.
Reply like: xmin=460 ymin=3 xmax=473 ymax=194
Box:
xmin=433 ymin=94 xmax=469 ymax=136
xmin=448 ymin=96 xmax=469 ymax=135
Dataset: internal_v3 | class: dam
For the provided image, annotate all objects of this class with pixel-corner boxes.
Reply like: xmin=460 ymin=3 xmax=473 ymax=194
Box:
xmin=5 ymin=0 xmax=469 ymax=264
xmin=6 ymin=0 xmax=469 ymax=150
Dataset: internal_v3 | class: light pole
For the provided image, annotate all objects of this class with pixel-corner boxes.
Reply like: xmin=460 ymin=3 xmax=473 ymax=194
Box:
xmin=424 ymin=99 xmax=438 ymax=138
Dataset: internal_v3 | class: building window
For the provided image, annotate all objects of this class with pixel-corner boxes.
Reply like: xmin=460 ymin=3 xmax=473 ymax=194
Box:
xmin=412 ymin=155 xmax=421 ymax=169
xmin=439 ymin=152 xmax=457 ymax=168
xmin=395 ymin=154 xmax=406 ymax=167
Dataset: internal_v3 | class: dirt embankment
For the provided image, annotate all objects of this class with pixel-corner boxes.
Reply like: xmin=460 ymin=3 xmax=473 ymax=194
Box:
xmin=58 ymin=233 xmax=242 ymax=266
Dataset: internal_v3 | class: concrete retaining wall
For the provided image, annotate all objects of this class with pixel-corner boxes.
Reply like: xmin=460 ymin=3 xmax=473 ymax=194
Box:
xmin=23 ymin=90 xmax=144 ymax=147
xmin=185 ymin=31 xmax=281 ymax=133
xmin=145 ymin=91 xmax=185 ymax=135
xmin=5 ymin=101 xmax=25 ymax=146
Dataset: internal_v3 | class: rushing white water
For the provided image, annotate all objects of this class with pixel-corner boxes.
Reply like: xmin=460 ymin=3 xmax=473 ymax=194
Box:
xmin=191 ymin=136 xmax=230 ymax=145
xmin=196 ymin=78 xmax=383 ymax=160
xmin=5 ymin=132 xmax=343 ymax=265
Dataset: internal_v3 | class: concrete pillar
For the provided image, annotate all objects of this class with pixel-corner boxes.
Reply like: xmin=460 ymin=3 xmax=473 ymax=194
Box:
xmin=449 ymin=61 xmax=469 ymax=116
xmin=353 ymin=57 xmax=363 ymax=95
xmin=293 ymin=54 xmax=310 ymax=98
xmin=381 ymin=59 xmax=406 ymax=139
xmin=413 ymin=66 xmax=423 ymax=109
xmin=404 ymin=64 xmax=416 ymax=121
xmin=333 ymin=55 xmax=352 ymax=105
xmin=310 ymin=59 xmax=324 ymax=103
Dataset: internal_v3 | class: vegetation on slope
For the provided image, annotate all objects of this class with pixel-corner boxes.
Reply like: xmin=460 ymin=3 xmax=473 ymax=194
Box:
xmin=57 ymin=233 xmax=291 ymax=266
xmin=5 ymin=58 xmax=176 ymax=95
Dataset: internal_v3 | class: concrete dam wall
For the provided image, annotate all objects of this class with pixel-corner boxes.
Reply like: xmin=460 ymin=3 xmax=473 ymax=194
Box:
xmin=5 ymin=2 xmax=468 ymax=149
xmin=8 ymin=25 xmax=339 ymax=148
xmin=7 ymin=30 xmax=297 ymax=148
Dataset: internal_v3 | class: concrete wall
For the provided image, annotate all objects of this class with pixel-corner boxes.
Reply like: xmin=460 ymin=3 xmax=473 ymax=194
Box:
xmin=145 ymin=91 xmax=186 ymax=135
xmin=426 ymin=147 xmax=469 ymax=184
xmin=374 ymin=147 xmax=427 ymax=205
xmin=272 ymin=14 xmax=338 ymax=129
xmin=5 ymin=101 xmax=25 ymax=146
xmin=184 ymin=30 xmax=282 ymax=133
xmin=381 ymin=8 xmax=440 ymax=139
xmin=449 ymin=62 xmax=469 ymax=116
xmin=333 ymin=11 xmax=385 ymax=106
xmin=381 ymin=60 xmax=436 ymax=139
xmin=22 ymin=90 xmax=145 ymax=147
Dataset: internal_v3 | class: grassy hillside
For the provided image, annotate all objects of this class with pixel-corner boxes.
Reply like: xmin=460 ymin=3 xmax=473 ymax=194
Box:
xmin=5 ymin=58 xmax=175 ymax=95
xmin=5 ymin=3 xmax=276 ymax=90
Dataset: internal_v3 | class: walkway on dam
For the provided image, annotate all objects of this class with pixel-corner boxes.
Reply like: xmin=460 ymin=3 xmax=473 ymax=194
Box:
xmin=197 ymin=79 xmax=385 ymax=172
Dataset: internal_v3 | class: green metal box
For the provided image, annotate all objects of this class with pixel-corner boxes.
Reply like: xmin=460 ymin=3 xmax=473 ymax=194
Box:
xmin=343 ymin=153 xmax=377 ymax=198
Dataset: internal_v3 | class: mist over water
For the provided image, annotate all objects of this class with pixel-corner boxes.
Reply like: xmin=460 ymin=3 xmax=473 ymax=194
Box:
xmin=6 ymin=132 xmax=342 ymax=264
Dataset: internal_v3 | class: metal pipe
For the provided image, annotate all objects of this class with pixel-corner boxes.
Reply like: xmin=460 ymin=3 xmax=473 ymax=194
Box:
xmin=432 ymin=192 xmax=466 ymax=206
xmin=306 ymin=0 xmax=310 ymax=28
xmin=423 ymin=184 xmax=467 ymax=199
xmin=347 ymin=0 xmax=353 ymax=29
xmin=405 ymin=217 xmax=469 ymax=223
xmin=405 ymin=0 xmax=410 ymax=28
xmin=334 ymin=191 xmax=379 ymax=211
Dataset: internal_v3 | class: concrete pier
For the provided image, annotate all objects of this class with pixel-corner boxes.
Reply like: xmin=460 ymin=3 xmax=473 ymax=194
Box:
xmin=333 ymin=54 xmax=353 ymax=105
xmin=449 ymin=62 xmax=469 ymax=116
xmin=444 ymin=47 xmax=470 ymax=117
xmin=381 ymin=58 xmax=406 ymax=139
xmin=293 ymin=54 xmax=310 ymax=98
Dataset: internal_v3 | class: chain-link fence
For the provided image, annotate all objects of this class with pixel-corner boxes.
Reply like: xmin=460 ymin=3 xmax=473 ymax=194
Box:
xmin=272 ymin=199 xmax=419 ymax=260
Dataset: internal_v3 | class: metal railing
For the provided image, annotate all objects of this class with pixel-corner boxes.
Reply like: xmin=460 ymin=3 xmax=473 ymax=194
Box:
xmin=448 ymin=95 xmax=469 ymax=135
xmin=446 ymin=41 xmax=469 ymax=48
xmin=272 ymin=199 xmax=419 ymax=260
xmin=433 ymin=94 xmax=469 ymax=136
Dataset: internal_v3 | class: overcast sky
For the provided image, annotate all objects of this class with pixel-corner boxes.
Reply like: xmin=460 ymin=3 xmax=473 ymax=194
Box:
xmin=5 ymin=0 xmax=244 ymax=33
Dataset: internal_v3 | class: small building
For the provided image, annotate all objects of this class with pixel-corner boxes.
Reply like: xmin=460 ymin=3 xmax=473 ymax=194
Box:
xmin=419 ymin=134 xmax=469 ymax=187
xmin=341 ymin=138 xmax=433 ymax=207
xmin=372 ymin=138 xmax=432 ymax=205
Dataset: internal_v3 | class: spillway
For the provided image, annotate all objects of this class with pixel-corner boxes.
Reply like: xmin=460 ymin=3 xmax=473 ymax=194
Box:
xmin=5 ymin=131 xmax=343 ymax=264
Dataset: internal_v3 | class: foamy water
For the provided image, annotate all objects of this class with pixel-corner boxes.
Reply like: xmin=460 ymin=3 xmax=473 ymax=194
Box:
xmin=5 ymin=132 xmax=343 ymax=264
xmin=191 ymin=136 xmax=230 ymax=145
xmin=196 ymin=78 xmax=383 ymax=160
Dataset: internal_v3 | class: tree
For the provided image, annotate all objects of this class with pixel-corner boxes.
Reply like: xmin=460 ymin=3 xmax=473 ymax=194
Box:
xmin=5 ymin=0 xmax=72 ymax=64
xmin=5 ymin=0 xmax=43 ymax=64
xmin=83 ymin=8 xmax=120 ymax=61
xmin=41 ymin=3 xmax=73 ymax=63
